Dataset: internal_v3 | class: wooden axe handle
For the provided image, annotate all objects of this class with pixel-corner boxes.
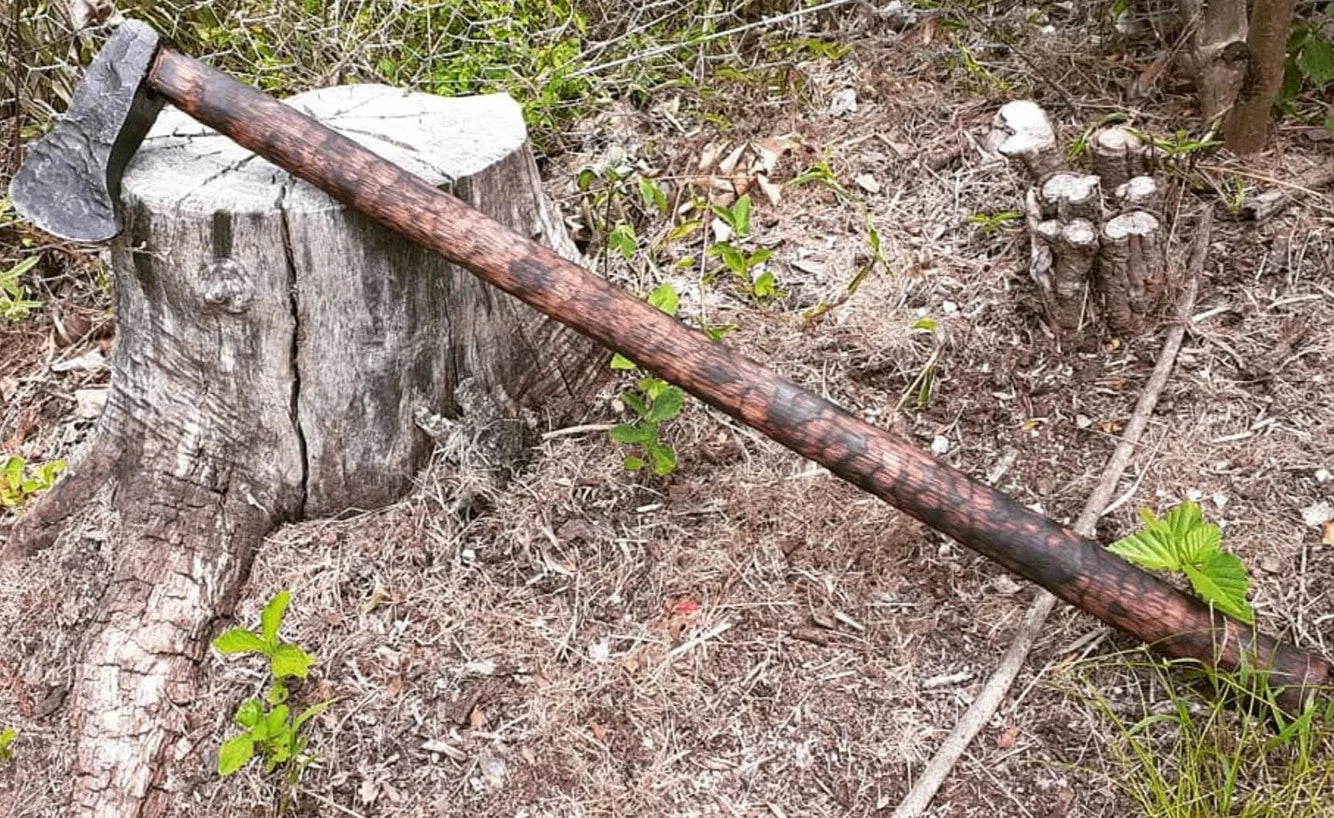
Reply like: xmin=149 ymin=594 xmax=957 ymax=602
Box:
xmin=147 ymin=47 xmax=1329 ymax=708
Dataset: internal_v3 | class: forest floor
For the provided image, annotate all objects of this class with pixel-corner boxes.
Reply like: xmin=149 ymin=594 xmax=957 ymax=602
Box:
xmin=2 ymin=5 xmax=1333 ymax=817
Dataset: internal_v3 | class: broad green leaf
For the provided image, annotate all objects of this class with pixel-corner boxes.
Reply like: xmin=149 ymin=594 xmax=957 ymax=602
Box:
xmin=636 ymin=378 xmax=670 ymax=400
xmin=260 ymin=590 xmax=290 ymax=645
xmin=217 ymin=733 xmax=255 ymax=776
xmin=1297 ymin=35 xmax=1334 ymax=88
xmin=647 ymin=283 xmax=680 ymax=316
xmin=746 ymin=248 xmax=774 ymax=269
xmin=620 ymin=391 xmax=647 ymax=417
xmin=667 ymin=220 xmax=700 ymax=241
xmin=576 ymin=168 xmax=597 ymax=191
xmin=1108 ymin=524 xmax=1179 ymax=571
xmin=1183 ymin=551 xmax=1253 ymax=624
xmin=609 ymin=423 xmax=650 ymax=445
xmin=212 ymin=628 xmax=265 ymax=655
xmin=270 ymin=643 xmax=313 ymax=679
xmin=1162 ymin=500 xmax=1204 ymax=543
xmin=622 ymin=456 xmax=645 ymax=472
xmin=609 ymin=353 xmax=637 ymax=370
xmin=911 ymin=317 xmax=938 ymax=333
xmin=1179 ymin=522 xmax=1222 ymax=564
xmin=234 ymin=698 xmax=263 ymax=728
xmin=703 ymin=323 xmax=736 ymax=342
xmin=608 ymin=224 xmax=637 ymax=260
xmin=267 ymin=704 xmax=290 ymax=734
xmin=754 ymin=271 xmax=781 ymax=299
xmin=645 ymin=388 xmax=685 ymax=424
xmin=733 ymin=194 xmax=752 ymax=237
xmin=647 ymin=442 xmax=678 ymax=476
xmin=638 ymin=177 xmax=668 ymax=214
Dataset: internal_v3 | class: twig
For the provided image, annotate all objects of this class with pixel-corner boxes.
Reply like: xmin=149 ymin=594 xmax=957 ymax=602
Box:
xmin=566 ymin=0 xmax=857 ymax=78
xmin=892 ymin=209 xmax=1214 ymax=818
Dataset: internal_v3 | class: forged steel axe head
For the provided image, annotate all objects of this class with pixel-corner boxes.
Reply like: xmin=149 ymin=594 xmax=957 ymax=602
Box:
xmin=9 ymin=21 xmax=165 ymax=243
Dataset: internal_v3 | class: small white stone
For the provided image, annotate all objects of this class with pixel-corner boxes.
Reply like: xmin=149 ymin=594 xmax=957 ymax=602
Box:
xmin=1075 ymin=414 xmax=1092 ymax=429
xmin=1185 ymin=488 xmax=1204 ymax=502
xmin=942 ymin=300 xmax=958 ymax=314
xmin=1316 ymin=468 xmax=1332 ymax=484
xmin=930 ymin=435 xmax=951 ymax=455
xmin=828 ymin=88 xmax=858 ymax=117
xmin=588 ymin=637 xmax=611 ymax=663
xmin=854 ymin=173 xmax=881 ymax=193
xmin=461 ymin=548 xmax=476 ymax=563
xmin=1302 ymin=501 xmax=1334 ymax=529
xmin=1212 ymin=492 xmax=1228 ymax=509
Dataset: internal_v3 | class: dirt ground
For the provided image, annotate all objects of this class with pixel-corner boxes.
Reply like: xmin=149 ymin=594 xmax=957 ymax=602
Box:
xmin=2 ymin=7 xmax=1333 ymax=817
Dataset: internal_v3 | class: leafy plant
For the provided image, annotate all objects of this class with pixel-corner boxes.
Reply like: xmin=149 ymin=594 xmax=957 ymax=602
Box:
xmin=1108 ymin=500 xmax=1253 ymax=623
xmin=966 ymin=209 xmax=1022 ymax=236
xmin=610 ymin=378 xmax=685 ymax=476
xmin=706 ymin=194 xmax=785 ymax=305
xmin=1281 ymin=15 xmax=1334 ymax=136
xmin=1 ymin=255 xmax=43 ymax=322
xmin=895 ymin=317 xmax=942 ymax=412
xmin=0 ymin=728 xmax=16 ymax=762
xmin=0 ymin=456 xmax=66 ymax=511
xmin=213 ymin=590 xmax=331 ymax=812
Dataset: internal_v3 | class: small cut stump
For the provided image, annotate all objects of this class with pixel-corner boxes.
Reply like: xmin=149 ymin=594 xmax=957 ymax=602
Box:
xmin=4 ymin=85 xmax=604 ymax=817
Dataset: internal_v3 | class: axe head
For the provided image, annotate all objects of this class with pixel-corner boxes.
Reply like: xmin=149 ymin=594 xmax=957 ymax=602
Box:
xmin=9 ymin=21 xmax=165 ymax=243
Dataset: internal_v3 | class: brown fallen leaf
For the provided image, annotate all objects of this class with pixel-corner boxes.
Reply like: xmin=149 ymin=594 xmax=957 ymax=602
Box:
xmin=589 ymin=721 xmax=608 ymax=741
xmin=469 ymin=706 xmax=487 ymax=729
xmin=996 ymin=725 xmax=1020 ymax=750
xmin=1323 ymin=520 xmax=1334 ymax=547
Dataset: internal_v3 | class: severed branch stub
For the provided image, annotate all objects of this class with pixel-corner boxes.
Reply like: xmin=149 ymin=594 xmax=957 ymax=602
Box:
xmin=1089 ymin=126 xmax=1157 ymax=192
xmin=1038 ymin=172 xmax=1102 ymax=223
xmin=1035 ymin=218 xmax=1098 ymax=332
xmin=1114 ymin=175 xmax=1162 ymax=214
xmin=1101 ymin=210 xmax=1167 ymax=336
xmin=988 ymin=100 xmax=1059 ymax=180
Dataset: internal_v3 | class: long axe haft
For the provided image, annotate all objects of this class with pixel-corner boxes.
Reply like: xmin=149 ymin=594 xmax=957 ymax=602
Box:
xmin=10 ymin=20 xmax=1330 ymax=710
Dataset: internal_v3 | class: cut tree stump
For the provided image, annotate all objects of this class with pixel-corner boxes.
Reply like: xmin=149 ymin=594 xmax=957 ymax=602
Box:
xmin=1089 ymin=126 xmax=1156 ymax=193
xmin=1101 ymin=211 xmax=1168 ymax=336
xmin=4 ymin=85 xmax=605 ymax=817
xmin=988 ymin=100 xmax=1059 ymax=180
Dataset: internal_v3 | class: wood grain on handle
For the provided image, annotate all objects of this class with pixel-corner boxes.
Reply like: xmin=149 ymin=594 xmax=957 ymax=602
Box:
xmin=148 ymin=48 xmax=1330 ymax=709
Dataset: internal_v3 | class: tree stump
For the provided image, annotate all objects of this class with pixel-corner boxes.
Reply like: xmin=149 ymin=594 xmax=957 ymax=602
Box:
xmin=1101 ymin=211 xmax=1167 ymax=336
xmin=4 ymin=85 xmax=605 ymax=816
xmin=1088 ymin=126 xmax=1156 ymax=193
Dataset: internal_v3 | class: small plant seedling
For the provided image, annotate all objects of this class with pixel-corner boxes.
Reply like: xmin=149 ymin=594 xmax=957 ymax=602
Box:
xmin=894 ymin=317 xmax=942 ymax=412
xmin=967 ymin=210 xmax=1022 ymax=237
xmin=706 ymin=194 xmax=786 ymax=306
xmin=610 ymin=378 xmax=685 ymax=477
xmin=1 ymin=255 xmax=43 ymax=322
xmin=213 ymin=590 xmax=332 ymax=814
xmin=1108 ymin=500 xmax=1253 ymax=623
xmin=0 ymin=727 xmax=16 ymax=762
xmin=0 ymin=456 xmax=66 ymax=511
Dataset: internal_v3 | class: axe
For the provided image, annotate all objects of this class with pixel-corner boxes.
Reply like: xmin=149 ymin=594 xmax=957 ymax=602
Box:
xmin=10 ymin=21 xmax=1329 ymax=709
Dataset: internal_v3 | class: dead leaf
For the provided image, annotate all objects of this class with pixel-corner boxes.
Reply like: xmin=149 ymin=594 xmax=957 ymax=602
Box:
xmin=74 ymin=388 xmax=107 ymax=420
xmin=1323 ymin=520 xmax=1334 ymax=547
xmin=718 ymin=144 xmax=746 ymax=175
xmin=854 ymin=173 xmax=881 ymax=194
xmin=756 ymin=174 xmax=782 ymax=206
xmin=733 ymin=174 xmax=753 ymax=196
xmin=996 ymin=725 xmax=1020 ymax=750
xmin=1128 ymin=52 xmax=1171 ymax=100
xmin=697 ymin=140 xmax=727 ymax=171
xmin=811 ymin=609 xmax=837 ymax=630
xmin=469 ymin=706 xmax=487 ymax=729
xmin=668 ymin=598 xmax=701 ymax=617
xmin=385 ymin=674 xmax=404 ymax=701
xmin=589 ymin=721 xmax=608 ymax=741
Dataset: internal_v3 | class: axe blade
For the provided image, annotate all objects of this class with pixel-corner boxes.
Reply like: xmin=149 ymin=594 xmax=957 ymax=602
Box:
xmin=9 ymin=21 xmax=166 ymax=243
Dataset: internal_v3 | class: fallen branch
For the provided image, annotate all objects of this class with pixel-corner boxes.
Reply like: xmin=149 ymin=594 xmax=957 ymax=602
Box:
xmin=893 ymin=208 xmax=1214 ymax=818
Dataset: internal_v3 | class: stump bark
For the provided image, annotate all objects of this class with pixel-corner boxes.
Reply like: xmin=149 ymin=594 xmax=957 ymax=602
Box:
xmin=5 ymin=85 xmax=604 ymax=816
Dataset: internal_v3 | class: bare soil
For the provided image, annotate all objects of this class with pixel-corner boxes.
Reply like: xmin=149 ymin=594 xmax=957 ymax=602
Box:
xmin=2 ymin=8 xmax=1332 ymax=817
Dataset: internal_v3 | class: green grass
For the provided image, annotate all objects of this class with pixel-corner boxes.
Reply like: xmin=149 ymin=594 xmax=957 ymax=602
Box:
xmin=1062 ymin=650 xmax=1334 ymax=818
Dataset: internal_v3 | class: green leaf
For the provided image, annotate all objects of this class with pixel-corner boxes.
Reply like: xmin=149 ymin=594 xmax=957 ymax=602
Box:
xmin=911 ymin=317 xmax=938 ymax=333
xmin=576 ymin=168 xmax=597 ymax=191
xmin=638 ymin=176 xmax=668 ymax=214
xmin=260 ymin=590 xmax=290 ymax=646
xmin=667 ymin=220 xmax=701 ymax=241
xmin=608 ymin=224 xmax=637 ymax=260
xmin=620 ymin=390 xmax=647 ymax=417
xmin=1297 ymin=35 xmax=1334 ymax=88
xmin=234 ymin=698 xmax=263 ymax=728
xmin=212 ymin=628 xmax=265 ymax=655
xmin=270 ymin=643 xmax=313 ymax=680
xmin=265 ymin=680 xmax=290 ymax=706
xmin=645 ymin=387 xmax=685 ymax=423
xmin=267 ymin=704 xmax=291 ymax=735
xmin=1108 ymin=522 xmax=1179 ymax=571
xmin=1162 ymin=500 xmax=1204 ymax=543
xmin=3 ymin=256 xmax=40 ymax=280
xmin=1179 ymin=522 xmax=1222 ymax=564
xmin=646 ymin=442 xmax=678 ymax=476
xmin=753 ymin=271 xmax=779 ymax=299
xmin=746 ymin=248 xmax=774 ymax=269
xmin=609 ymin=423 xmax=650 ymax=444
xmin=622 ymin=456 xmax=645 ymax=472
xmin=1183 ymin=551 xmax=1253 ymax=624
xmin=636 ymin=378 xmax=669 ymax=400
xmin=732 ymin=194 xmax=752 ymax=237
xmin=218 ymin=733 xmax=256 ymax=776
xmin=609 ymin=353 xmax=637 ymax=370
xmin=703 ymin=323 xmax=736 ymax=342
xmin=0 ymin=727 xmax=16 ymax=761
xmin=293 ymin=699 xmax=335 ymax=732
xmin=647 ymin=283 xmax=680 ymax=316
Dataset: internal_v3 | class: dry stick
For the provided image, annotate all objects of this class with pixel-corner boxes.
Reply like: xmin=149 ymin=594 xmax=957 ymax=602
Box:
xmin=893 ymin=208 xmax=1214 ymax=818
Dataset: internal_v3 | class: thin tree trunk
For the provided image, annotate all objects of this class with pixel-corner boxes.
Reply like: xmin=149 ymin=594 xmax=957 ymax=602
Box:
xmin=1224 ymin=0 xmax=1296 ymax=154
